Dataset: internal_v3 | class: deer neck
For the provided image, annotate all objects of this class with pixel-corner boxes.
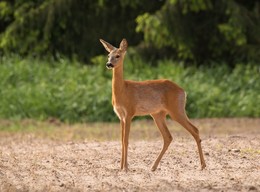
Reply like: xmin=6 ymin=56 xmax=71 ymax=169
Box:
xmin=112 ymin=63 xmax=125 ymax=102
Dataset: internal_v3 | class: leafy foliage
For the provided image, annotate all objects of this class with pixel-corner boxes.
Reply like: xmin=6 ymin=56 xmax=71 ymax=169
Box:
xmin=0 ymin=56 xmax=259 ymax=122
xmin=0 ymin=0 xmax=163 ymax=61
xmin=1 ymin=1 xmax=260 ymax=64
xmin=136 ymin=0 xmax=260 ymax=64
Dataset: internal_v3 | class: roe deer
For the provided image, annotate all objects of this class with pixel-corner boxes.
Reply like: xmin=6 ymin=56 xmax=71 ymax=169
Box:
xmin=100 ymin=38 xmax=206 ymax=171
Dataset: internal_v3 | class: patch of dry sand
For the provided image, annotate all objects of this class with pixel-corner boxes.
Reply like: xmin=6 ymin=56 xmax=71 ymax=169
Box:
xmin=0 ymin=118 xmax=259 ymax=192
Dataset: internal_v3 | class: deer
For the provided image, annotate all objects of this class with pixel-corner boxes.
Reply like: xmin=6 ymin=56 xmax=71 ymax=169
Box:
xmin=99 ymin=38 xmax=206 ymax=172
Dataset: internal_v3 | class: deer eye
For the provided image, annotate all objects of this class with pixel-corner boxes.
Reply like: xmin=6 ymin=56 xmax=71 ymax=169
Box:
xmin=116 ymin=55 xmax=120 ymax=58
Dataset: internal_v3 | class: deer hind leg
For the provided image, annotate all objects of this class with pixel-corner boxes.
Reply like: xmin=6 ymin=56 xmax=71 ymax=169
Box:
xmin=170 ymin=111 xmax=206 ymax=170
xmin=151 ymin=112 xmax=173 ymax=171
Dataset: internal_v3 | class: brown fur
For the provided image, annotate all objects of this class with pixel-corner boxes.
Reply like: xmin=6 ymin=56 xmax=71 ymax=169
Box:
xmin=100 ymin=38 xmax=206 ymax=171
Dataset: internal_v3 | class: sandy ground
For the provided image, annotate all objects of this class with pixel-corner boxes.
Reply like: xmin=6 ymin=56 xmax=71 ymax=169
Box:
xmin=0 ymin=118 xmax=259 ymax=192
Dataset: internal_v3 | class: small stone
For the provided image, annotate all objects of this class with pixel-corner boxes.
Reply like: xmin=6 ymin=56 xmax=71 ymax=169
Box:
xmin=205 ymin=152 xmax=209 ymax=156
xmin=229 ymin=149 xmax=241 ymax=152
xmin=249 ymin=186 xmax=257 ymax=191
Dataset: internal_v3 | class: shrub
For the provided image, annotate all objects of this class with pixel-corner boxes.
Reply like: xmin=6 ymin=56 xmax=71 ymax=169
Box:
xmin=0 ymin=56 xmax=259 ymax=122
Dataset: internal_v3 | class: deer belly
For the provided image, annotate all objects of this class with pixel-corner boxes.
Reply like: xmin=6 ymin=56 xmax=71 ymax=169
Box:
xmin=135 ymin=101 xmax=164 ymax=116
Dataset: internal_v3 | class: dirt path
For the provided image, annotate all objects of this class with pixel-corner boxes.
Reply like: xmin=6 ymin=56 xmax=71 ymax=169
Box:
xmin=0 ymin=118 xmax=259 ymax=192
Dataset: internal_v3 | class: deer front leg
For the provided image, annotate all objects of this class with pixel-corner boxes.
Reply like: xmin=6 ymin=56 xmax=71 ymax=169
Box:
xmin=120 ymin=120 xmax=125 ymax=170
xmin=120 ymin=117 xmax=131 ymax=171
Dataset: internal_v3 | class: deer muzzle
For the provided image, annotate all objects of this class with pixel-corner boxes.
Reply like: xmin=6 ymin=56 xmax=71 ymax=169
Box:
xmin=106 ymin=62 xmax=114 ymax=69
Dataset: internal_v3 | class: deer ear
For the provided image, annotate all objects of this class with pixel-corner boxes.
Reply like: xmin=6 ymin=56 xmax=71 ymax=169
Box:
xmin=100 ymin=39 xmax=115 ymax=53
xmin=119 ymin=38 xmax=128 ymax=52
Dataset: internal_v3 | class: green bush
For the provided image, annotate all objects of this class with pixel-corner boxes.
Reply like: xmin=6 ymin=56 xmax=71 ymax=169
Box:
xmin=0 ymin=56 xmax=259 ymax=122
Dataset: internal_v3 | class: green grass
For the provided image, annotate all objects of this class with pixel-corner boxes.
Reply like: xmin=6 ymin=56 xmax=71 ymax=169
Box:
xmin=0 ymin=56 xmax=259 ymax=122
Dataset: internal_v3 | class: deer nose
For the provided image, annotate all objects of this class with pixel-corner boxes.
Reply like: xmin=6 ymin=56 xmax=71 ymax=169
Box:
xmin=106 ymin=62 xmax=114 ymax=69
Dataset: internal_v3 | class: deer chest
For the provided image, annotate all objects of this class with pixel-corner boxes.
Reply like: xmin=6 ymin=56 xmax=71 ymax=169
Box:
xmin=113 ymin=105 xmax=127 ymax=120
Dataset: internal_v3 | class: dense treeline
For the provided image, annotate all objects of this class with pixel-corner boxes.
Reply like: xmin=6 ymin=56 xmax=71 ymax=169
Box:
xmin=137 ymin=0 xmax=260 ymax=64
xmin=0 ymin=0 xmax=259 ymax=64
xmin=0 ymin=0 xmax=163 ymax=62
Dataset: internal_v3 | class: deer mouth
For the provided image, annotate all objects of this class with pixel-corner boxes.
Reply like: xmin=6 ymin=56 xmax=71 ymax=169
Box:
xmin=106 ymin=63 xmax=114 ymax=69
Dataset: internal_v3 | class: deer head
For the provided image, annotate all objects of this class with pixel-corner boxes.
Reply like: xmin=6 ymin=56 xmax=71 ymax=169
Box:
xmin=100 ymin=39 xmax=128 ymax=69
